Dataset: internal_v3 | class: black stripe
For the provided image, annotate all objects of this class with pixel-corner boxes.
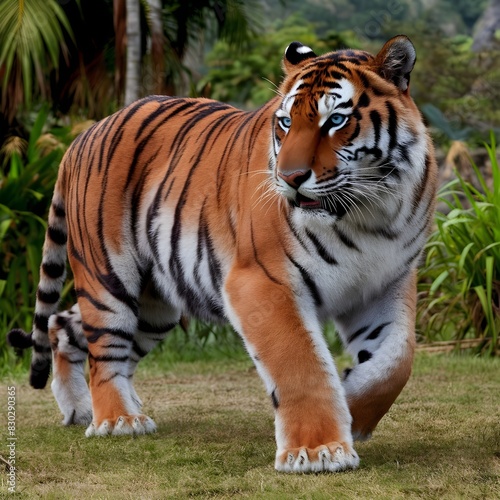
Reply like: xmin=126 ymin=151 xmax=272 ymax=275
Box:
xmin=348 ymin=325 xmax=369 ymax=344
xmin=358 ymin=350 xmax=372 ymax=363
xmin=47 ymin=226 xmax=67 ymax=245
xmin=97 ymin=271 xmax=138 ymax=315
xmin=324 ymin=81 xmax=342 ymax=89
xmin=126 ymin=103 xmax=193 ymax=189
xmin=305 ymin=229 xmax=337 ymax=265
xmin=37 ymin=289 xmax=60 ymax=304
xmin=250 ymin=222 xmax=283 ymax=285
xmin=216 ymin=112 xmax=254 ymax=206
xmin=90 ymin=355 xmax=129 ymax=362
xmin=271 ymin=390 xmax=279 ymax=409
xmin=133 ymin=97 xmax=189 ymax=142
xmin=386 ymin=101 xmax=398 ymax=151
xmin=52 ymin=203 xmax=66 ymax=218
xmin=356 ymin=70 xmax=371 ymax=88
xmin=96 ymin=372 xmax=127 ymax=387
xmin=99 ymin=343 xmax=129 ymax=350
xmin=130 ymin=156 xmax=156 ymax=253
xmin=66 ymin=358 xmax=87 ymax=364
xmin=202 ymin=211 xmax=223 ymax=293
xmin=64 ymin=321 xmax=89 ymax=353
xmin=83 ymin=323 xmax=135 ymax=343
xmin=42 ymin=261 xmax=65 ymax=279
xmin=357 ymin=92 xmax=370 ymax=108
xmin=404 ymin=246 xmax=424 ymax=269
xmin=137 ymin=319 xmax=175 ymax=334
xmin=366 ymin=322 xmax=391 ymax=340
xmin=333 ymin=226 xmax=360 ymax=252
xmin=132 ymin=340 xmax=148 ymax=358
xmin=32 ymin=339 xmax=51 ymax=353
xmin=76 ymin=288 xmax=113 ymax=312
xmin=332 ymin=62 xmax=351 ymax=74
xmin=336 ymin=99 xmax=353 ymax=109
xmin=347 ymin=122 xmax=361 ymax=143
xmin=69 ymin=243 xmax=87 ymax=268
xmin=370 ymin=110 xmax=381 ymax=145
xmin=286 ymin=253 xmax=322 ymax=307
xmin=30 ymin=359 xmax=51 ymax=389
xmin=34 ymin=314 xmax=49 ymax=332
xmin=286 ymin=215 xmax=309 ymax=252
xmin=411 ymin=154 xmax=432 ymax=211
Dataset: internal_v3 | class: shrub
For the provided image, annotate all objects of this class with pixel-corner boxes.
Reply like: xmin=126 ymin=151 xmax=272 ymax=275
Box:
xmin=417 ymin=134 xmax=500 ymax=355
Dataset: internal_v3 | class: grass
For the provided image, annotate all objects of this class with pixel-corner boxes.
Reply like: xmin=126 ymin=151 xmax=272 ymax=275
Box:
xmin=1 ymin=350 xmax=499 ymax=499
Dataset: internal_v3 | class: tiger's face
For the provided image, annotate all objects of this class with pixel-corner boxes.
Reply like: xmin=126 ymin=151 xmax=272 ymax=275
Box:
xmin=272 ymin=37 xmax=427 ymax=220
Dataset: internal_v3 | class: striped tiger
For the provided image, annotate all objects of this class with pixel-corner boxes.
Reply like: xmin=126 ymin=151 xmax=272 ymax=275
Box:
xmin=8 ymin=35 xmax=437 ymax=473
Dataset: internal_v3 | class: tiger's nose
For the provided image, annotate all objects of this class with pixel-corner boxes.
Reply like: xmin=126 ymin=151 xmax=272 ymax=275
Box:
xmin=278 ymin=169 xmax=312 ymax=188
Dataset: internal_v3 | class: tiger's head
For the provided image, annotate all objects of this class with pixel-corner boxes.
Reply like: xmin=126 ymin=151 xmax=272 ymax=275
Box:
xmin=272 ymin=35 xmax=428 ymax=220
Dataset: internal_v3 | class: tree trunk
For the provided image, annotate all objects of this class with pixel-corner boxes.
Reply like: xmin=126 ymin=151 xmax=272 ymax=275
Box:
xmin=113 ymin=0 xmax=126 ymax=104
xmin=472 ymin=0 xmax=500 ymax=52
xmin=145 ymin=0 xmax=165 ymax=95
xmin=124 ymin=0 xmax=141 ymax=105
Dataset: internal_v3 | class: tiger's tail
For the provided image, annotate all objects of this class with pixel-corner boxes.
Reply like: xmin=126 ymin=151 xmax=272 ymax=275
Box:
xmin=7 ymin=181 xmax=67 ymax=389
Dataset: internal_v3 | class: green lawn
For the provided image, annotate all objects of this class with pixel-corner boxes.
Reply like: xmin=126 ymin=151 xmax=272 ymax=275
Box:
xmin=1 ymin=351 xmax=499 ymax=499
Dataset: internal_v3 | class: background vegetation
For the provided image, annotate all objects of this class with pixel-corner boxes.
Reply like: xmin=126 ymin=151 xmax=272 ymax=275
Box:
xmin=1 ymin=0 xmax=500 ymax=374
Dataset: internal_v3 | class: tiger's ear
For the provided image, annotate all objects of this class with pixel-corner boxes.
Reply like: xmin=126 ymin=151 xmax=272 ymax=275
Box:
xmin=282 ymin=42 xmax=317 ymax=75
xmin=374 ymin=35 xmax=416 ymax=93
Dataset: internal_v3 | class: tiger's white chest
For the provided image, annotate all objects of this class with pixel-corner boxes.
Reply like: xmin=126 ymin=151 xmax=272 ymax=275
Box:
xmin=288 ymin=212 xmax=420 ymax=320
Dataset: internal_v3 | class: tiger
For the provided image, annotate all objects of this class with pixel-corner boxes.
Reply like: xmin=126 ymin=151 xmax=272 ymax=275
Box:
xmin=8 ymin=35 xmax=437 ymax=473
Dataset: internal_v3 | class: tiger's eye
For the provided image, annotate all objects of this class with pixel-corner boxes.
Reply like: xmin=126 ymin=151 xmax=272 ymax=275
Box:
xmin=278 ymin=116 xmax=292 ymax=131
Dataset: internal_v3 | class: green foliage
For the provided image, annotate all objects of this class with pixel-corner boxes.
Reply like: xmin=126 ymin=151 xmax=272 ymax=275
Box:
xmin=201 ymin=15 xmax=358 ymax=107
xmin=390 ymin=25 xmax=500 ymax=146
xmin=0 ymin=0 xmax=74 ymax=120
xmin=417 ymin=135 xmax=500 ymax=355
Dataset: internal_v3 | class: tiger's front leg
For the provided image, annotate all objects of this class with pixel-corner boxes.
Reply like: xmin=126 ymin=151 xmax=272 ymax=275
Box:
xmin=225 ymin=267 xmax=359 ymax=473
xmin=335 ymin=272 xmax=417 ymax=440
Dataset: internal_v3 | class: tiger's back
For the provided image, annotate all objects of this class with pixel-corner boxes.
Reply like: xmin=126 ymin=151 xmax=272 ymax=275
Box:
xmin=61 ymin=95 xmax=276 ymax=323
xmin=8 ymin=36 xmax=437 ymax=473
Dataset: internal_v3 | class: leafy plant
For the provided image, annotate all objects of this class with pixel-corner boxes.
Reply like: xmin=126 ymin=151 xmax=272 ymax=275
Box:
xmin=0 ymin=0 xmax=74 ymax=121
xmin=417 ymin=134 xmax=500 ymax=355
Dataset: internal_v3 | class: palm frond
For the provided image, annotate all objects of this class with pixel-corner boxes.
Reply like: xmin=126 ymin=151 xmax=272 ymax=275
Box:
xmin=0 ymin=0 xmax=74 ymax=121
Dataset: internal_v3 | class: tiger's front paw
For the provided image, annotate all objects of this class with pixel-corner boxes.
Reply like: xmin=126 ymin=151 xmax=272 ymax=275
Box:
xmin=275 ymin=442 xmax=359 ymax=473
xmin=85 ymin=414 xmax=157 ymax=437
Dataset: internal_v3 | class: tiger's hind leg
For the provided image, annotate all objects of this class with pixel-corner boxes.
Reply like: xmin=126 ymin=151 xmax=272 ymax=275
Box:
xmin=48 ymin=303 xmax=92 ymax=426
xmin=334 ymin=272 xmax=417 ymax=440
xmin=69 ymin=262 xmax=157 ymax=437
xmin=78 ymin=270 xmax=179 ymax=437
xmin=126 ymin=285 xmax=179 ymax=410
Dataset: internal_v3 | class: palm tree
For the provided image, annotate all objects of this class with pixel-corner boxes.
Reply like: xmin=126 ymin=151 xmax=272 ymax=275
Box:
xmin=0 ymin=0 xmax=73 ymax=122
xmin=0 ymin=0 xmax=261 ymax=127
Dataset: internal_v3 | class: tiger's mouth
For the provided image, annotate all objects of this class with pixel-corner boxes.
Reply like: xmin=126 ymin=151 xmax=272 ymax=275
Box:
xmin=295 ymin=192 xmax=322 ymax=210
xmin=292 ymin=192 xmax=348 ymax=217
